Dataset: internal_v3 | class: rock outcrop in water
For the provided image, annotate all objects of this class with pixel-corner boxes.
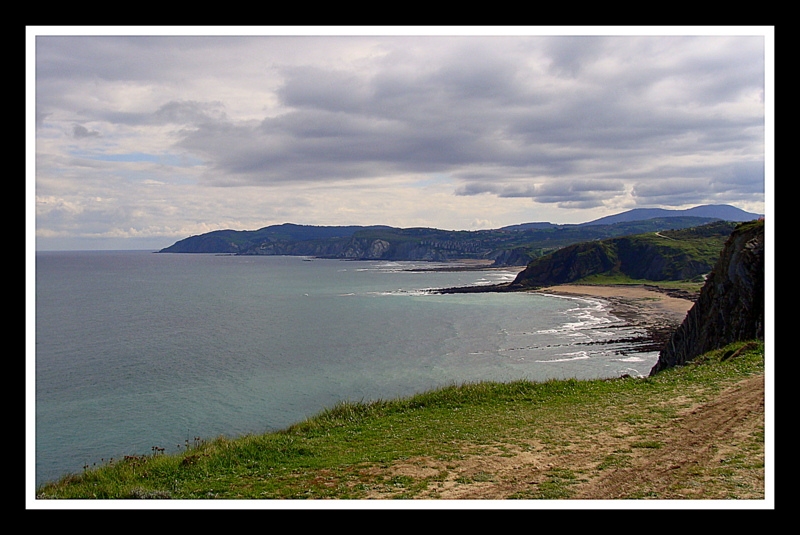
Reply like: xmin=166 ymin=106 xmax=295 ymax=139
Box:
xmin=649 ymin=219 xmax=765 ymax=375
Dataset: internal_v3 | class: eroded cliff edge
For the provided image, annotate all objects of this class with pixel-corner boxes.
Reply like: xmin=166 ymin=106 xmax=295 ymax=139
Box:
xmin=649 ymin=219 xmax=765 ymax=375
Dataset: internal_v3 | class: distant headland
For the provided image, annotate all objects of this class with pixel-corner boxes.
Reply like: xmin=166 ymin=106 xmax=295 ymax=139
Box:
xmin=158 ymin=204 xmax=761 ymax=267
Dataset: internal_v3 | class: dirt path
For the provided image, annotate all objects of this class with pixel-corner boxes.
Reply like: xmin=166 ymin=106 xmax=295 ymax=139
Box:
xmin=571 ymin=373 xmax=765 ymax=499
xmin=363 ymin=373 xmax=765 ymax=501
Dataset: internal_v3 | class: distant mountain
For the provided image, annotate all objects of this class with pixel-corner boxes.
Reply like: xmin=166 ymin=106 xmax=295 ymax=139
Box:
xmin=578 ymin=204 xmax=761 ymax=227
xmin=160 ymin=223 xmax=393 ymax=254
xmin=499 ymin=222 xmax=556 ymax=232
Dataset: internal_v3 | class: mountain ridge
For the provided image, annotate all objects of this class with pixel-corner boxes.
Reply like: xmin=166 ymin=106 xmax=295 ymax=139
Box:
xmin=577 ymin=204 xmax=761 ymax=227
xmin=158 ymin=204 xmax=761 ymax=266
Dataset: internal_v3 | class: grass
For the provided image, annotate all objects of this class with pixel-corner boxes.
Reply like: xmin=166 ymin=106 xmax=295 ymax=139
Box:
xmin=35 ymin=340 xmax=765 ymax=501
xmin=570 ymin=273 xmax=706 ymax=293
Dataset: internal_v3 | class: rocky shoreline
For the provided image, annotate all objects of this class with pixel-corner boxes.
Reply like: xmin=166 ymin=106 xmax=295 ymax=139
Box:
xmin=534 ymin=285 xmax=696 ymax=359
xmin=434 ymin=282 xmax=696 ymax=361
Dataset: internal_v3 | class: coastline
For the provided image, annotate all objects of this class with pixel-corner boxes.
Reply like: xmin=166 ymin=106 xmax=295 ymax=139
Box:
xmin=532 ymin=284 xmax=695 ymax=355
xmin=403 ymin=259 xmax=525 ymax=273
xmin=425 ymin=257 xmax=697 ymax=357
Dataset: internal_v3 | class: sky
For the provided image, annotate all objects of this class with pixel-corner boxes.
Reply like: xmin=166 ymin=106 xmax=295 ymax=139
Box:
xmin=28 ymin=27 xmax=773 ymax=251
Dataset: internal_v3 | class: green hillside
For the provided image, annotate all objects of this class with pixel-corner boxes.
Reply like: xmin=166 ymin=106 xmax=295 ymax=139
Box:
xmin=160 ymin=216 xmax=729 ymax=266
xmin=509 ymin=221 xmax=739 ymax=288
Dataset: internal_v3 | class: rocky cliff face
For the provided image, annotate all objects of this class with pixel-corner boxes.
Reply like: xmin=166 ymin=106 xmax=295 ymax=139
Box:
xmin=649 ymin=220 xmax=765 ymax=375
xmin=508 ymin=241 xmax=617 ymax=287
xmin=508 ymin=221 xmax=736 ymax=289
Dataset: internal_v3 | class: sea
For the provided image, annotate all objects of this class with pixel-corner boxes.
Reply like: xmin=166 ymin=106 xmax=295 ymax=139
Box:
xmin=33 ymin=250 xmax=659 ymax=487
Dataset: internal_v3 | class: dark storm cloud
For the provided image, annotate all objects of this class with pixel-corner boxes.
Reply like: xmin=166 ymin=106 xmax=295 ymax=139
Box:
xmin=456 ymin=178 xmax=626 ymax=207
xmin=278 ymin=66 xmax=373 ymax=114
xmin=630 ymin=160 xmax=765 ymax=206
xmin=72 ymin=125 xmax=100 ymax=138
xmin=36 ymin=36 xmax=253 ymax=82
xmin=178 ymin=48 xmax=524 ymax=183
xmin=153 ymin=100 xmax=227 ymax=126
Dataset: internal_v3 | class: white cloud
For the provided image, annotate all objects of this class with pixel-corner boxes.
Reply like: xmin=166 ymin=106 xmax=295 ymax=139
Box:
xmin=30 ymin=29 xmax=771 ymax=250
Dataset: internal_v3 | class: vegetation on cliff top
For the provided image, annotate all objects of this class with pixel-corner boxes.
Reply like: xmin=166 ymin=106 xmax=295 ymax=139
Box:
xmin=509 ymin=221 xmax=738 ymax=289
xmin=651 ymin=219 xmax=765 ymax=375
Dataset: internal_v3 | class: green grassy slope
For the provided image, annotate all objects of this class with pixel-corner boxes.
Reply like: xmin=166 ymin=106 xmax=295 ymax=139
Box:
xmin=510 ymin=221 xmax=738 ymax=288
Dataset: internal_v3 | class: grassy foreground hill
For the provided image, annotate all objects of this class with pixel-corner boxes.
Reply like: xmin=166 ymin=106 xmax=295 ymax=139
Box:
xmin=36 ymin=340 xmax=765 ymax=501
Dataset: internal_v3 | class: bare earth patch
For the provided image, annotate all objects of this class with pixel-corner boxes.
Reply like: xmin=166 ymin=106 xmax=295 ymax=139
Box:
xmin=359 ymin=373 xmax=764 ymax=501
xmin=571 ymin=374 xmax=764 ymax=500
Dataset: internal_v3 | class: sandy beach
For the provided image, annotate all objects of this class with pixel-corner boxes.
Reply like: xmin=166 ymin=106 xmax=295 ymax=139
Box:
xmin=535 ymin=284 xmax=694 ymax=319
xmin=532 ymin=284 xmax=695 ymax=353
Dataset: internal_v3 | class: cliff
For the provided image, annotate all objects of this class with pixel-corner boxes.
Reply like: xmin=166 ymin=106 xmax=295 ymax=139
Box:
xmin=649 ymin=219 xmax=765 ymax=375
xmin=508 ymin=221 xmax=737 ymax=289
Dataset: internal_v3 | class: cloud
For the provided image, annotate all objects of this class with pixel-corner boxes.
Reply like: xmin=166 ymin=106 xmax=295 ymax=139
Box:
xmin=456 ymin=178 xmax=626 ymax=208
xmin=32 ymin=31 xmax=769 ymax=248
xmin=630 ymin=160 xmax=765 ymax=206
xmin=152 ymin=100 xmax=228 ymax=126
xmin=72 ymin=124 xmax=100 ymax=138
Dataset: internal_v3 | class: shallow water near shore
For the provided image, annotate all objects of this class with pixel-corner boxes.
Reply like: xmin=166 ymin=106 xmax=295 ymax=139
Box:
xmin=34 ymin=251 xmax=659 ymax=486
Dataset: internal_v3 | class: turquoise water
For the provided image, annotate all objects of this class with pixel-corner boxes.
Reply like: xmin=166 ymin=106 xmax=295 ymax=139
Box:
xmin=34 ymin=251 xmax=657 ymax=486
